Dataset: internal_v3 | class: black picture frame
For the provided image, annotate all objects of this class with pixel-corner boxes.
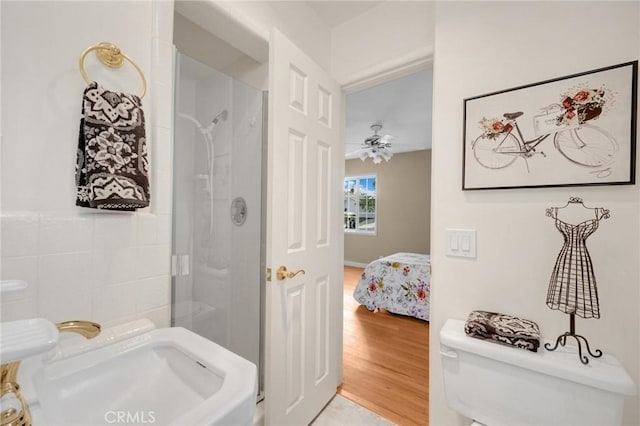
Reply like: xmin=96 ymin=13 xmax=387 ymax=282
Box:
xmin=462 ymin=61 xmax=637 ymax=190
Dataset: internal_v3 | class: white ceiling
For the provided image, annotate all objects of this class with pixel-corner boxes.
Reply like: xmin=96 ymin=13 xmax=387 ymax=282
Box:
xmin=305 ymin=1 xmax=384 ymax=27
xmin=345 ymin=69 xmax=433 ymax=159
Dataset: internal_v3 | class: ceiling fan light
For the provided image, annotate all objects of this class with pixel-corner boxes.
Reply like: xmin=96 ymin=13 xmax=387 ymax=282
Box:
xmin=354 ymin=124 xmax=396 ymax=164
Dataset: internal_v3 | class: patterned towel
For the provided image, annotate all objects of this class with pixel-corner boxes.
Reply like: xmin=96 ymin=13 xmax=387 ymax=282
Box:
xmin=464 ymin=310 xmax=541 ymax=352
xmin=76 ymin=82 xmax=150 ymax=210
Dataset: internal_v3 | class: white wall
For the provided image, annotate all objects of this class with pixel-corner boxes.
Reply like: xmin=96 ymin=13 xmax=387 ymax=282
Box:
xmin=0 ymin=0 xmax=331 ymax=337
xmin=173 ymin=12 xmax=268 ymax=91
xmin=217 ymin=0 xmax=433 ymax=89
xmin=179 ymin=1 xmax=331 ymax=73
xmin=430 ymin=2 xmax=639 ymax=425
xmin=330 ymin=1 xmax=434 ymax=88
xmin=1 ymin=1 xmax=175 ymax=328
xmin=345 ymin=150 xmax=431 ymax=264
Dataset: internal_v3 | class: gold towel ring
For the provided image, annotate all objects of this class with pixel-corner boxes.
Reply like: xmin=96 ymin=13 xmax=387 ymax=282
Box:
xmin=78 ymin=42 xmax=147 ymax=99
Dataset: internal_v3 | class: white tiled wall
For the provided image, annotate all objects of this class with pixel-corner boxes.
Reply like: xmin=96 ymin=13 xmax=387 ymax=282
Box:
xmin=1 ymin=211 xmax=172 ymax=326
xmin=1 ymin=0 xmax=175 ymax=328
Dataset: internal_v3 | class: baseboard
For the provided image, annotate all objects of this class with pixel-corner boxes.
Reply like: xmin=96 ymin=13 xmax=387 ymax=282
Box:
xmin=343 ymin=260 xmax=368 ymax=268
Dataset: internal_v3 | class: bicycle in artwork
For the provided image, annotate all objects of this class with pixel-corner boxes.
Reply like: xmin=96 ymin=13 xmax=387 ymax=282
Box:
xmin=471 ymin=88 xmax=617 ymax=173
xmin=462 ymin=61 xmax=637 ymax=190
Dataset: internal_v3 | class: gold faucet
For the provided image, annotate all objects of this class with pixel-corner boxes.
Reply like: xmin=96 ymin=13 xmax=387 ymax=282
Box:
xmin=55 ymin=320 xmax=101 ymax=339
xmin=0 ymin=320 xmax=101 ymax=426
xmin=0 ymin=363 xmax=30 ymax=426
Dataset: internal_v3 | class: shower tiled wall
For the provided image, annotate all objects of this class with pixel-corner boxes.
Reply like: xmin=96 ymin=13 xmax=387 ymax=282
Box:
xmin=1 ymin=0 xmax=175 ymax=328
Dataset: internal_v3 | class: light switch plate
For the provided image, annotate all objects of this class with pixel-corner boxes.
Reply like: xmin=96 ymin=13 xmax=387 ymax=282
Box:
xmin=445 ymin=229 xmax=477 ymax=258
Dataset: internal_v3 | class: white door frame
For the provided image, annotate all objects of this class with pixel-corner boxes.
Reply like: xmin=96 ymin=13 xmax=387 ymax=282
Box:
xmin=340 ymin=50 xmax=433 ymax=94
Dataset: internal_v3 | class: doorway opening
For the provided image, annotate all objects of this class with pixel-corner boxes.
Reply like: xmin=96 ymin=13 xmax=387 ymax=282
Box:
xmin=341 ymin=69 xmax=433 ymax=425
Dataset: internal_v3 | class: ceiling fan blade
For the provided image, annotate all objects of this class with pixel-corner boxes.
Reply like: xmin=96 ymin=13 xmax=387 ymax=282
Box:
xmin=364 ymin=135 xmax=380 ymax=145
xmin=346 ymin=148 xmax=368 ymax=156
xmin=379 ymin=134 xmax=395 ymax=143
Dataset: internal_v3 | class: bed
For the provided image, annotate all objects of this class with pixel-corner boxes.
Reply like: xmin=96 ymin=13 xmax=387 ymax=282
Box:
xmin=353 ymin=252 xmax=431 ymax=321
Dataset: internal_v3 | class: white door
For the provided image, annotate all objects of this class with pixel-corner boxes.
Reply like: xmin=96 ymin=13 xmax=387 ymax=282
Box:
xmin=265 ymin=29 xmax=344 ymax=426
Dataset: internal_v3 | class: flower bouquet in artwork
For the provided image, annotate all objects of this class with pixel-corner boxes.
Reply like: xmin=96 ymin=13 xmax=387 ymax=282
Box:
xmin=478 ymin=117 xmax=514 ymax=140
xmin=556 ymin=86 xmax=613 ymax=127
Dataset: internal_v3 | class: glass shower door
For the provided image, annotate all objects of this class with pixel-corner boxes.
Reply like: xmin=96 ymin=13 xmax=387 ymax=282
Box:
xmin=172 ymin=52 xmax=264 ymax=392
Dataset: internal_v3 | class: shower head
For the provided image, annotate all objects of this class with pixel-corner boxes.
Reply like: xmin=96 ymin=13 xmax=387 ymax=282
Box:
xmin=211 ymin=110 xmax=228 ymax=125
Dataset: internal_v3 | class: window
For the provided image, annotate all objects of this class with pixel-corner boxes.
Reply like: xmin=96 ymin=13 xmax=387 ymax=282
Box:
xmin=344 ymin=175 xmax=377 ymax=234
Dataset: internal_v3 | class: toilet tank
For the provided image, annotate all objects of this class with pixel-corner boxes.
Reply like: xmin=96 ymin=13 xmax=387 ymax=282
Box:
xmin=440 ymin=319 xmax=636 ymax=426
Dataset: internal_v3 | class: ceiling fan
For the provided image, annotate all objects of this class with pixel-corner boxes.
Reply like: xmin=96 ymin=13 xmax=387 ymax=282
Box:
xmin=350 ymin=124 xmax=394 ymax=164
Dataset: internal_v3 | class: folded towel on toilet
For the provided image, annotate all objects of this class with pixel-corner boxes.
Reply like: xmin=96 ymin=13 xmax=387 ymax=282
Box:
xmin=464 ymin=310 xmax=541 ymax=352
xmin=75 ymin=81 xmax=150 ymax=210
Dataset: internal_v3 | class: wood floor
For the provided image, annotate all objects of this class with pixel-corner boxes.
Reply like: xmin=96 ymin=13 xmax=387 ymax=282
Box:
xmin=338 ymin=266 xmax=429 ymax=426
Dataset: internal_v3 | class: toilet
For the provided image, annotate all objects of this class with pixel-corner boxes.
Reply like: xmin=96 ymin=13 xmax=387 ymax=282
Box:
xmin=440 ymin=319 xmax=637 ymax=426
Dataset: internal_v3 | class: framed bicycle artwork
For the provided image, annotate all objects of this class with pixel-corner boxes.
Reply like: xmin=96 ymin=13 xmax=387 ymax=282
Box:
xmin=462 ymin=61 xmax=637 ymax=190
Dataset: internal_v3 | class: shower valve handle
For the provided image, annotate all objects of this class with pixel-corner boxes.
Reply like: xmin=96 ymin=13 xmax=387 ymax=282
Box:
xmin=276 ymin=266 xmax=306 ymax=281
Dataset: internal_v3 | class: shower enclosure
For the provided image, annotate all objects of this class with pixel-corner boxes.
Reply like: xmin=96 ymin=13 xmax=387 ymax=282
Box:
xmin=172 ymin=52 xmax=265 ymax=396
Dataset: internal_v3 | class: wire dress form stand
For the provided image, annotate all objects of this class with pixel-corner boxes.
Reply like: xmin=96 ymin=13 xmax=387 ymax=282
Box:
xmin=544 ymin=197 xmax=610 ymax=364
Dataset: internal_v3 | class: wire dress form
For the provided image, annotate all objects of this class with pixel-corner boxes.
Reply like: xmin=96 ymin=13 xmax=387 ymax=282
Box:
xmin=544 ymin=197 xmax=610 ymax=364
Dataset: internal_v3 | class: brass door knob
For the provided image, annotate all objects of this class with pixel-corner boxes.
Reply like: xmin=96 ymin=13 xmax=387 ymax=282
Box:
xmin=276 ymin=266 xmax=306 ymax=281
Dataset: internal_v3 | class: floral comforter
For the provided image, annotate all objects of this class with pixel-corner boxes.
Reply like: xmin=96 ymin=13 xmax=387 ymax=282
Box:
xmin=353 ymin=253 xmax=431 ymax=321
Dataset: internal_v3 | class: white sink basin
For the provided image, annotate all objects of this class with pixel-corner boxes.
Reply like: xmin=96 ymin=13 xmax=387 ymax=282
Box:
xmin=21 ymin=327 xmax=257 ymax=425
